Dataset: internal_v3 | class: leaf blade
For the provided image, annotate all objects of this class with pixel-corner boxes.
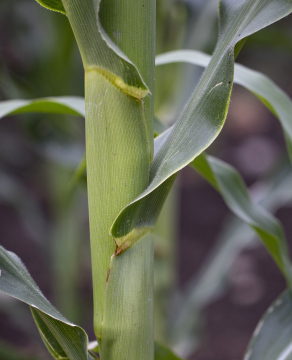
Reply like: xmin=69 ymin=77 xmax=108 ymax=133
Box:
xmin=0 ymin=245 xmax=93 ymax=360
xmin=244 ymin=290 xmax=292 ymax=360
xmin=34 ymin=0 xmax=65 ymax=14
xmin=154 ymin=342 xmax=184 ymax=360
xmin=173 ymin=166 xmax=292 ymax=355
xmin=191 ymin=154 xmax=292 ymax=284
xmin=111 ymin=0 xmax=292 ymax=240
xmin=0 ymin=97 xmax=85 ymax=119
xmin=156 ymin=49 xmax=292 ymax=161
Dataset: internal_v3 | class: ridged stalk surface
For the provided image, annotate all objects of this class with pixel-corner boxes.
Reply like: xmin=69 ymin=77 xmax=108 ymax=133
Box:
xmin=62 ymin=0 xmax=156 ymax=359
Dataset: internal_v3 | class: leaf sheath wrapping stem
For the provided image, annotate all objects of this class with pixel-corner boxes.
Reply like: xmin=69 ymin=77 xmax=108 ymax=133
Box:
xmin=100 ymin=232 xmax=154 ymax=360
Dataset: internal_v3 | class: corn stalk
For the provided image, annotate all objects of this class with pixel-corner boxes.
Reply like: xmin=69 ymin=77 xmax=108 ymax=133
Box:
xmin=1 ymin=1 xmax=292 ymax=360
xmin=60 ymin=0 xmax=156 ymax=358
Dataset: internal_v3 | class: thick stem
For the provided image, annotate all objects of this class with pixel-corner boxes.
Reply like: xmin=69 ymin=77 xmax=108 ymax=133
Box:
xmin=85 ymin=70 xmax=150 ymax=340
xmin=62 ymin=0 xmax=156 ymax=357
xmin=99 ymin=0 xmax=155 ymax=159
xmin=101 ymin=233 xmax=154 ymax=360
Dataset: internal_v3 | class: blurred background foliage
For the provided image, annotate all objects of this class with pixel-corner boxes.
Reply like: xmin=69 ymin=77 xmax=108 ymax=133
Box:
xmin=0 ymin=1 xmax=292 ymax=360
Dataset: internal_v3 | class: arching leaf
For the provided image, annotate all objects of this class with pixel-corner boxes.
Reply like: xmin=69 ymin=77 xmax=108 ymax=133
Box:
xmin=0 ymin=245 xmax=94 ymax=360
xmin=111 ymin=0 xmax=292 ymax=244
xmin=0 ymin=97 xmax=85 ymax=119
xmin=191 ymin=154 xmax=292 ymax=284
xmin=156 ymin=49 xmax=292 ymax=161
xmin=155 ymin=342 xmax=184 ymax=360
xmin=244 ymin=291 xmax=292 ymax=360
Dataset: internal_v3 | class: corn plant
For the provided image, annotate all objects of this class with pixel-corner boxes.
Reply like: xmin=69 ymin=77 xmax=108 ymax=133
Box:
xmin=1 ymin=1 xmax=292 ymax=360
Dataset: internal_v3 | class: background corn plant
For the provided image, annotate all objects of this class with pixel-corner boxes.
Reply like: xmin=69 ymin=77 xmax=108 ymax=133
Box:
xmin=1 ymin=1 xmax=292 ymax=360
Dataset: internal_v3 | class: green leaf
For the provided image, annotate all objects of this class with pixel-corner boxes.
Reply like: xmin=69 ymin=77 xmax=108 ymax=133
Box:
xmin=0 ymin=97 xmax=85 ymax=119
xmin=244 ymin=290 xmax=292 ymax=360
xmin=156 ymin=49 xmax=292 ymax=161
xmin=0 ymin=245 xmax=94 ymax=360
xmin=111 ymin=0 xmax=292 ymax=240
xmin=173 ymin=166 xmax=292 ymax=355
xmin=192 ymin=153 xmax=292 ymax=286
xmin=154 ymin=342 xmax=184 ymax=360
xmin=1 ymin=62 xmax=291 ymax=283
xmin=155 ymin=47 xmax=292 ymax=283
xmin=34 ymin=0 xmax=65 ymax=14
xmin=88 ymin=340 xmax=99 ymax=353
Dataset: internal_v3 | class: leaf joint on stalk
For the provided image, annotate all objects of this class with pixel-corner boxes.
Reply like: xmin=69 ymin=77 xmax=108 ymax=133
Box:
xmin=113 ymin=227 xmax=151 ymax=256
xmin=86 ymin=67 xmax=150 ymax=100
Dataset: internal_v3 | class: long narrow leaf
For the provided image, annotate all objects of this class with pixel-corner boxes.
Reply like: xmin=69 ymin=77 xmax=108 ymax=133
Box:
xmin=155 ymin=48 xmax=292 ymax=281
xmin=86 ymin=340 xmax=184 ymax=360
xmin=1 ymin=78 xmax=291 ymax=285
xmin=1 ymin=9 xmax=292 ymax=283
xmin=0 ymin=245 xmax=94 ymax=360
xmin=69 ymin=149 xmax=292 ymax=286
xmin=111 ymin=0 xmax=292 ymax=242
xmin=244 ymin=290 xmax=292 ymax=360
xmin=174 ymin=166 xmax=292 ymax=356
xmin=154 ymin=342 xmax=184 ymax=360
xmin=1 ymin=91 xmax=290 ymax=281
xmin=181 ymin=165 xmax=292 ymax=316
xmin=191 ymin=154 xmax=292 ymax=282
xmin=156 ymin=49 xmax=292 ymax=160
xmin=0 ymin=97 xmax=85 ymax=118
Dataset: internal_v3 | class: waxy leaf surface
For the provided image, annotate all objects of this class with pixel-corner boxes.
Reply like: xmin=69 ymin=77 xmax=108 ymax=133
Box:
xmin=191 ymin=154 xmax=292 ymax=284
xmin=173 ymin=166 xmax=292 ymax=355
xmin=156 ymin=48 xmax=292 ymax=282
xmin=2 ymin=42 xmax=292 ymax=285
xmin=0 ymin=245 xmax=94 ymax=360
xmin=244 ymin=291 xmax=292 ymax=360
xmin=154 ymin=342 xmax=184 ymax=360
xmin=0 ymin=97 xmax=85 ymax=118
xmin=156 ymin=49 xmax=292 ymax=161
xmin=111 ymin=0 xmax=292 ymax=243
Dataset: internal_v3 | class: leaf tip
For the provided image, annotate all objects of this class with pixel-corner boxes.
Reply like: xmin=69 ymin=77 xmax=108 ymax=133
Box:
xmin=34 ymin=0 xmax=66 ymax=15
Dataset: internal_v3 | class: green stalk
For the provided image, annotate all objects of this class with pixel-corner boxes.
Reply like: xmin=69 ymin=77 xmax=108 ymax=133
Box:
xmin=61 ymin=0 xmax=156 ymax=359
xmin=85 ymin=69 xmax=150 ymax=338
